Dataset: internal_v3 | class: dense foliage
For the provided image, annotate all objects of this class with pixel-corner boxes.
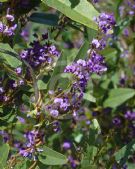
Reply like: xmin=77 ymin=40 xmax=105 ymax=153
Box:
xmin=0 ymin=0 xmax=135 ymax=168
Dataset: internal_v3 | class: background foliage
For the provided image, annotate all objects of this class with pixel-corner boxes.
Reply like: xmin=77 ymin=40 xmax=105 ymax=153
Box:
xmin=0 ymin=0 xmax=135 ymax=169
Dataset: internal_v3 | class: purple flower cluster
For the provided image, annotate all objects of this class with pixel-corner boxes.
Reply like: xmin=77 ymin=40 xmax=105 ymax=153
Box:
xmin=68 ymin=156 xmax=78 ymax=168
xmin=0 ymin=130 xmax=9 ymax=143
xmin=0 ymin=8 xmax=17 ymax=37
xmin=65 ymin=51 xmax=107 ymax=89
xmin=0 ymin=77 xmax=24 ymax=103
xmin=119 ymin=0 xmax=135 ymax=17
xmin=20 ymin=40 xmax=60 ymax=68
xmin=47 ymin=51 xmax=107 ymax=119
xmin=46 ymin=94 xmax=71 ymax=118
xmin=19 ymin=130 xmax=43 ymax=159
xmin=45 ymin=12 xmax=115 ymax=142
xmin=94 ymin=13 xmax=116 ymax=34
xmin=127 ymin=0 xmax=135 ymax=15
xmin=124 ymin=110 xmax=135 ymax=120
xmin=65 ymin=59 xmax=89 ymax=90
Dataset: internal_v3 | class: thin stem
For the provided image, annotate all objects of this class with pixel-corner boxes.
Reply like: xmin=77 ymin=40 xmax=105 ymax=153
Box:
xmin=23 ymin=60 xmax=39 ymax=104
xmin=68 ymin=23 xmax=84 ymax=33
xmin=29 ymin=161 xmax=37 ymax=169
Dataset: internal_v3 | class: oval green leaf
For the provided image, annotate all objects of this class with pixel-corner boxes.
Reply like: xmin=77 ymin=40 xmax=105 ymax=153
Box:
xmin=29 ymin=13 xmax=59 ymax=26
xmin=38 ymin=146 xmax=68 ymax=165
xmin=104 ymin=88 xmax=135 ymax=108
xmin=0 ymin=143 xmax=10 ymax=168
xmin=42 ymin=0 xmax=99 ymax=30
xmin=0 ymin=43 xmax=22 ymax=68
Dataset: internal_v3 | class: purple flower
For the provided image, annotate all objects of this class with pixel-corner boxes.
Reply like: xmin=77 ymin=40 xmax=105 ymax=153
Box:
xmin=49 ymin=90 xmax=54 ymax=95
xmin=112 ymin=164 xmax=117 ymax=169
xmin=6 ymin=14 xmax=14 ymax=22
xmin=129 ymin=11 xmax=134 ymax=15
xmin=112 ymin=117 xmax=121 ymax=126
xmin=52 ymin=121 xmax=61 ymax=132
xmin=3 ymin=96 xmax=9 ymax=101
xmin=10 ymin=24 xmax=17 ymax=31
xmin=0 ymin=131 xmax=9 ymax=142
xmin=42 ymin=33 xmax=48 ymax=40
xmin=19 ymin=148 xmax=30 ymax=157
xmin=0 ymin=22 xmax=4 ymax=33
xmin=62 ymin=141 xmax=71 ymax=150
xmin=3 ymin=24 xmax=17 ymax=36
xmin=50 ymin=109 xmax=59 ymax=117
xmin=0 ymin=87 xmax=4 ymax=94
xmin=19 ymin=79 xmax=24 ymax=85
xmin=20 ymin=50 xmax=28 ymax=59
xmin=92 ymin=39 xmax=100 ymax=48
xmin=15 ymin=67 xmax=22 ymax=74
xmin=93 ymin=0 xmax=99 ymax=3
xmin=21 ymin=29 xmax=29 ymax=41
xmin=123 ymin=28 xmax=129 ymax=36
xmin=13 ymin=82 xmax=18 ymax=88
xmin=124 ymin=110 xmax=135 ymax=120
xmin=68 ymin=156 xmax=78 ymax=168
xmin=86 ymin=120 xmax=91 ymax=125
xmin=54 ymin=98 xmax=63 ymax=104
xmin=120 ymin=50 xmax=129 ymax=58
xmin=17 ymin=116 xmax=25 ymax=123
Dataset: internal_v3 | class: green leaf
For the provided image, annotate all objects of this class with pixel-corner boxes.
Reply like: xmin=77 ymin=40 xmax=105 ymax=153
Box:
xmin=38 ymin=146 xmax=68 ymax=165
xmin=58 ymin=73 xmax=73 ymax=90
xmin=48 ymin=49 xmax=78 ymax=90
xmin=87 ymin=146 xmax=97 ymax=161
xmin=104 ymin=88 xmax=135 ymax=108
xmin=75 ymin=41 xmax=89 ymax=61
xmin=100 ymin=47 xmax=117 ymax=68
xmin=48 ymin=51 xmax=67 ymax=90
xmin=89 ymin=119 xmax=101 ymax=145
xmin=81 ymin=145 xmax=97 ymax=168
xmin=114 ymin=0 xmax=123 ymax=20
xmin=92 ymin=119 xmax=101 ymax=131
xmin=81 ymin=166 xmax=97 ymax=169
xmin=74 ymin=133 xmax=83 ymax=143
xmin=127 ymin=163 xmax=135 ymax=169
xmin=0 ymin=43 xmax=22 ymax=68
xmin=101 ymin=48 xmax=117 ymax=58
xmin=0 ymin=0 xmax=8 ymax=2
xmin=42 ymin=0 xmax=99 ymax=30
xmin=83 ymin=93 xmax=96 ymax=103
xmin=114 ymin=140 xmax=135 ymax=166
xmin=14 ymin=159 xmax=31 ymax=169
xmin=37 ymin=80 xmax=47 ymax=90
xmin=85 ymin=28 xmax=98 ymax=41
xmin=29 ymin=13 xmax=59 ymax=26
xmin=0 ymin=143 xmax=10 ymax=168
